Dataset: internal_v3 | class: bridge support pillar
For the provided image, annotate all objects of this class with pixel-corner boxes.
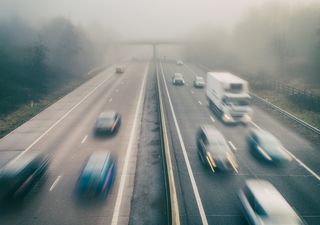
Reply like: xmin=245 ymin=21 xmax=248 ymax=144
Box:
xmin=153 ymin=44 xmax=156 ymax=61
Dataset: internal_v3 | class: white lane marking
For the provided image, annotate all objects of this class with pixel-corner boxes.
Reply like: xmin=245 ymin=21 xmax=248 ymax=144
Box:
xmin=191 ymin=90 xmax=194 ymax=94
xmin=228 ymin=141 xmax=237 ymax=151
xmin=81 ymin=135 xmax=88 ymax=144
xmin=111 ymin=63 xmax=149 ymax=225
xmin=249 ymin=121 xmax=320 ymax=181
xmin=285 ymin=149 xmax=320 ymax=181
xmin=198 ymin=101 xmax=202 ymax=105
xmin=12 ymin=73 xmax=114 ymax=162
xmin=210 ymin=116 xmax=215 ymax=122
xmin=109 ymin=98 xmax=113 ymax=102
xmin=160 ymin=61 xmax=209 ymax=225
xmin=49 ymin=175 xmax=62 ymax=191
xmin=250 ymin=120 xmax=261 ymax=129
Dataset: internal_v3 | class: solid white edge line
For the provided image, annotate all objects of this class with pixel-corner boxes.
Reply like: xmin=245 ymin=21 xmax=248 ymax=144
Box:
xmin=249 ymin=121 xmax=320 ymax=181
xmin=81 ymin=135 xmax=88 ymax=144
xmin=111 ymin=62 xmax=149 ymax=225
xmin=49 ymin=175 xmax=62 ymax=191
xmin=160 ymin=61 xmax=209 ymax=225
xmin=11 ymin=72 xmax=114 ymax=163
xmin=228 ymin=141 xmax=237 ymax=151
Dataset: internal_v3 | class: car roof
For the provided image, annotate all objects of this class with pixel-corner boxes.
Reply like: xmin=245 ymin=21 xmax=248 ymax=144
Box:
xmin=251 ymin=129 xmax=279 ymax=142
xmin=99 ymin=111 xmax=116 ymax=119
xmin=83 ymin=151 xmax=112 ymax=175
xmin=201 ymin=125 xmax=228 ymax=143
xmin=1 ymin=153 xmax=44 ymax=175
xmin=245 ymin=179 xmax=298 ymax=216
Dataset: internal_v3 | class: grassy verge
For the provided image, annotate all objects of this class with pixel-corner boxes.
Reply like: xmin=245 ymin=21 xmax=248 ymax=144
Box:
xmin=252 ymin=88 xmax=320 ymax=129
xmin=0 ymin=72 xmax=99 ymax=138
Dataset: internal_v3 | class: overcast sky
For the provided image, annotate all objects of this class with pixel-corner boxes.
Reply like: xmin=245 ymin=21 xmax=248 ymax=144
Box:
xmin=1 ymin=0 xmax=319 ymax=39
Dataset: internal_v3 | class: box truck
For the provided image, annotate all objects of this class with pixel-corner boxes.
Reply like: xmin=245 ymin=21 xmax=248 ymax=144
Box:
xmin=206 ymin=72 xmax=252 ymax=124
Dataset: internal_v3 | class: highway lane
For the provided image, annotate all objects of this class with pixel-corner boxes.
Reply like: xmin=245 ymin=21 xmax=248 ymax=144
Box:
xmin=158 ymin=59 xmax=320 ymax=225
xmin=0 ymin=60 xmax=150 ymax=225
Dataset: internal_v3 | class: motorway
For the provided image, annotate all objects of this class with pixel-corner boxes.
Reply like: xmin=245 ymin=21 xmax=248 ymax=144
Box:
xmin=157 ymin=59 xmax=320 ymax=225
xmin=0 ymin=51 xmax=319 ymax=225
xmin=0 ymin=60 xmax=150 ymax=225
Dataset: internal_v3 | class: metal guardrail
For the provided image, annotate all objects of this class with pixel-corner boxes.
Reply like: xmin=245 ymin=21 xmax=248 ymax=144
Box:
xmin=194 ymin=62 xmax=320 ymax=136
xmin=156 ymin=61 xmax=181 ymax=225
xmin=250 ymin=92 xmax=320 ymax=135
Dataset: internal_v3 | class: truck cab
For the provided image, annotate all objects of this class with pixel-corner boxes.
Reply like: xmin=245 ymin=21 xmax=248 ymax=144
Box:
xmin=206 ymin=72 xmax=252 ymax=124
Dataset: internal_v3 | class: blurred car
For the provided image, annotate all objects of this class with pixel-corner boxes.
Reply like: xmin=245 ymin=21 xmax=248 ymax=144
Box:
xmin=176 ymin=60 xmax=184 ymax=65
xmin=95 ymin=111 xmax=121 ymax=134
xmin=172 ymin=73 xmax=185 ymax=85
xmin=239 ymin=179 xmax=305 ymax=225
xmin=115 ymin=66 xmax=124 ymax=74
xmin=247 ymin=128 xmax=292 ymax=163
xmin=77 ymin=151 xmax=116 ymax=197
xmin=193 ymin=76 xmax=205 ymax=88
xmin=196 ymin=125 xmax=238 ymax=173
xmin=0 ymin=153 xmax=49 ymax=199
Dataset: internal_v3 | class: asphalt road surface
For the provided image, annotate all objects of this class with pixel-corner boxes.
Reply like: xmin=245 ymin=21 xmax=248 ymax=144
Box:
xmin=157 ymin=59 xmax=320 ymax=225
xmin=0 ymin=60 xmax=150 ymax=225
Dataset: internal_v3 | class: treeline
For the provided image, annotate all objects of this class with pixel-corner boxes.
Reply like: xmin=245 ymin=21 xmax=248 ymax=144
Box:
xmin=0 ymin=17 xmax=107 ymax=116
xmin=186 ymin=2 xmax=320 ymax=89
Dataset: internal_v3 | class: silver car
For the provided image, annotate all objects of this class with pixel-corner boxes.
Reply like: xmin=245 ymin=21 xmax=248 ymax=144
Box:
xmin=239 ymin=179 xmax=305 ymax=225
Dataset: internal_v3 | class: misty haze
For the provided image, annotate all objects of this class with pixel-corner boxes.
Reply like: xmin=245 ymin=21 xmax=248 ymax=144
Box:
xmin=0 ymin=1 xmax=319 ymax=225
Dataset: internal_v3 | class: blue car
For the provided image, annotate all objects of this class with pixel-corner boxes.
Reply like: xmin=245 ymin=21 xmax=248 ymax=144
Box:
xmin=247 ymin=129 xmax=292 ymax=163
xmin=77 ymin=151 xmax=116 ymax=198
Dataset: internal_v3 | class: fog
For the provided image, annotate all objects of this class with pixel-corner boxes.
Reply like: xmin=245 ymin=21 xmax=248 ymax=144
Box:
xmin=1 ymin=0 xmax=318 ymax=39
xmin=1 ymin=0 xmax=320 ymax=93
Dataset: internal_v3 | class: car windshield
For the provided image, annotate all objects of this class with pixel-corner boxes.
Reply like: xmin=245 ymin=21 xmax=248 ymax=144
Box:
xmin=98 ymin=117 xmax=114 ymax=126
xmin=196 ymin=77 xmax=204 ymax=82
xmin=260 ymin=135 xmax=281 ymax=150
xmin=226 ymin=97 xmax=250 ymax=106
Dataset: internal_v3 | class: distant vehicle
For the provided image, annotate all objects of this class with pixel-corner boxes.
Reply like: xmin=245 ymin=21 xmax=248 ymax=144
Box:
xmin=0 ymin=153 xmax=49 ymax=199
xmin=77 ymin=151 xmax=116 ymax=198
xmin=193 ymin=76 xmax=205 ymax=88
xmin=95 ymin=111 xmax=121 ymax=134
xmin=196 ymin=125 xmax=238 ymax=173
xmin=172 ymin=73 xmax=185 ymax=85
xmin=115 ymin=66 xmax=124 ymax=74
xmin=239 ymin=179 xmax=305 ymax=225
xmin=247 ymin=129 xmax=292 ymax=163
xmin=206 ymin=72 xmax=251 ymax=124
xmin=176 ymin=60 xmax=184 ymax=65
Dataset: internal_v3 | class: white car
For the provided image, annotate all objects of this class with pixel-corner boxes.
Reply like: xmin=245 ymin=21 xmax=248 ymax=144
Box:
xmin=193 ymin=76 xmax=205 ymax=88
xmin=176 ymin=60 xmax=184 ymax=65
xmin=239 ymin=179 xmax=305 ymax=225
xmin=172 ymin=73 xmax=185 ymax=85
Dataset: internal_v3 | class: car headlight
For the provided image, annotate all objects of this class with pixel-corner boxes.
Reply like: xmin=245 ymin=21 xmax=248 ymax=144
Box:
xmin=223 ymin=113 xmax=232 ymax=122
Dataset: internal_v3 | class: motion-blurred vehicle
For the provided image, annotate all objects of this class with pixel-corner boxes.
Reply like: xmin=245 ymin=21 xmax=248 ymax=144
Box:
xmin=77 ymin=151 xmax=116 ymax=198
xmin=0 ymin=153 xmax=49 ymax=199
xmin=115 ymin=66 xmax=124 ymax=74
xmin=206 ymin=72 xmax=251 ymax=124
xmin=176 ymin=60 xmax=184 ymax=65
xmin=196 ymin=125 xmax=238 ymax=173
xmin=172 ymin=73 xmax=185 ymax=85
xmin=95 ymin=111 xmax=121 ymax=134
xmin=247 ymin=128 xmax=292 ymax=163
xmin=239 ymin=179 xmax=305 ymax=225
xmin=193 ymin=76 xmax=205 ymax=88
